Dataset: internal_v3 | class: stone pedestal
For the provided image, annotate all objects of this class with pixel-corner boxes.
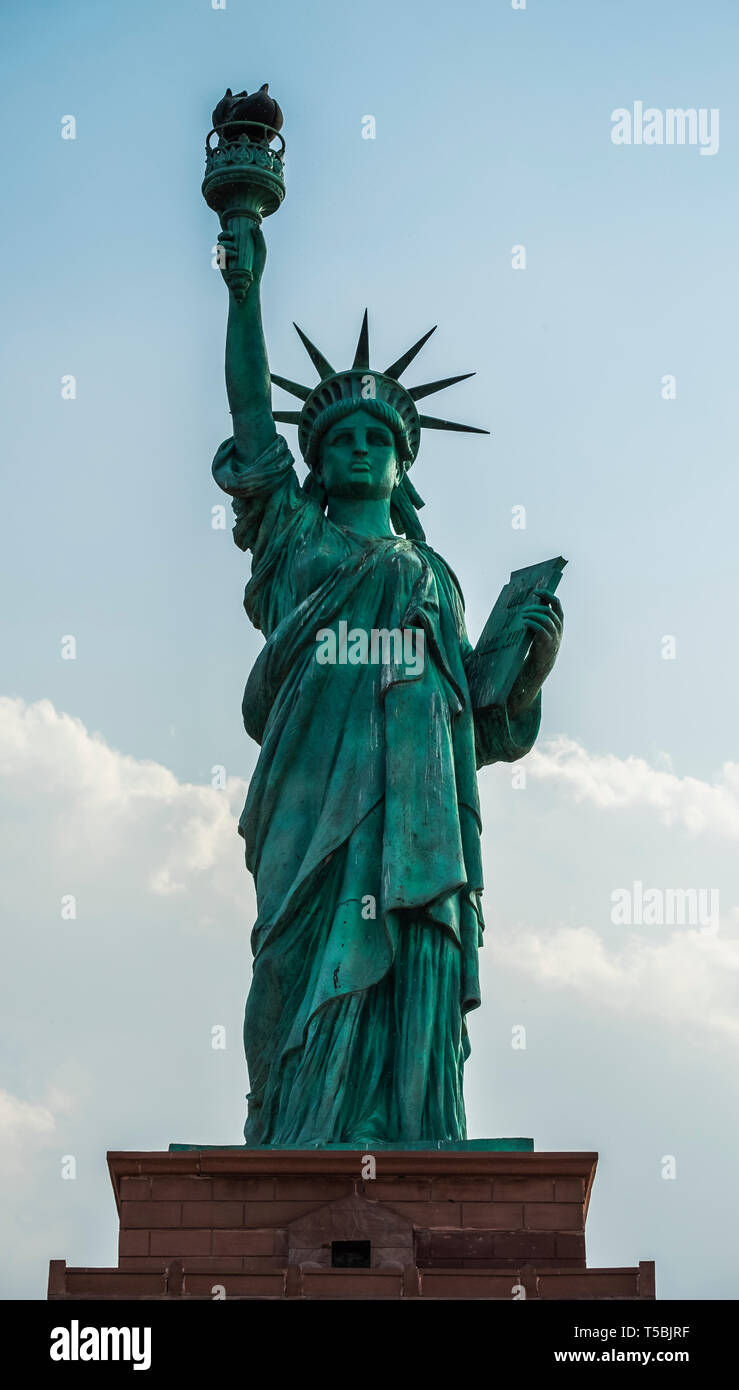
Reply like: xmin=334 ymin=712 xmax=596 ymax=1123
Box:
xmin=48 ymin=1148 xmax=655 ymax=1300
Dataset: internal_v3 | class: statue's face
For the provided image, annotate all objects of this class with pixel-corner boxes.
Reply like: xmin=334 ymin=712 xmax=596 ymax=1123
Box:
xmin=316 ymin=409 xmax=401 ymax=500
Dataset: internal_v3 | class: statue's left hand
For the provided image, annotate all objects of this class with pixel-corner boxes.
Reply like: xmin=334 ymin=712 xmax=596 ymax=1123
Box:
xmin=520 ymin=589 xmax=563 ymax=686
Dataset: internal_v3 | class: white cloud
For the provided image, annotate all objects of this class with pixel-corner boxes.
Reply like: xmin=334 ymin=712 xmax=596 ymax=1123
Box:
xmin=492 ymin=923 xmax=739 ymax=1046
xmin=526 ymin=735 xmax=739 ymax=838
xmin=0 ymin=1089 xmax=58 ymax=1180
xmin=0 ymin=696 xmax=251 ymax=919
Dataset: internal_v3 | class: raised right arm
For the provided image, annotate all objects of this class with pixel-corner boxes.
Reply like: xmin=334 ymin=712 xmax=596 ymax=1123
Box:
xmin=219 ymin=224 xmax=277 ymax=462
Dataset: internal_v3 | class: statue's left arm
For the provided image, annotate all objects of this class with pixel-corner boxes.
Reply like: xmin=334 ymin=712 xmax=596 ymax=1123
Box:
xmin=465 ymin=588 xmax=563 ymax=769
xmin=506 ymin=588 xmax=563 ymax=719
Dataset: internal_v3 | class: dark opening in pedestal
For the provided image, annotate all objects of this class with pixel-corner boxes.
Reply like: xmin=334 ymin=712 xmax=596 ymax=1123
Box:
xmin=331 ymin=1240 xmax=371 ymax=1269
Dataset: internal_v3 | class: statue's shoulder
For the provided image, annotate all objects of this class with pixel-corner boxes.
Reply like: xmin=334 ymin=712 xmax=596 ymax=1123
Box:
xmin=416 ymin=541 xmax=466 ymax=611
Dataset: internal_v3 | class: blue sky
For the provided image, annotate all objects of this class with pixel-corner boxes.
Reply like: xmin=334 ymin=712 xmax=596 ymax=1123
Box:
xmin=1 ymin=0 xmax=738 ymax=1299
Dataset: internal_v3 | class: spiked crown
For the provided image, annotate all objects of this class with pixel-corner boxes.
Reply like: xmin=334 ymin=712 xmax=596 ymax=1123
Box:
xmin=271 ymin=312 xmax=488 ymax=540
xmin=272 ymin=310 xmax=488 ymax=466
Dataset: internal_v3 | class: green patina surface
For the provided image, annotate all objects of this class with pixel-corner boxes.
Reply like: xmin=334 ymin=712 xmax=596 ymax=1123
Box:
xmin=169 ymin=1139 xmax=535 ymax=1153
xmin=203 ymin=91 xmax=564 ymax=1150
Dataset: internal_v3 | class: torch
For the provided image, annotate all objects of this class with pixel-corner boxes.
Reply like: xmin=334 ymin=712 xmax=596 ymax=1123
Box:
xmin=202 ymin=84 xmax=286 ymax=302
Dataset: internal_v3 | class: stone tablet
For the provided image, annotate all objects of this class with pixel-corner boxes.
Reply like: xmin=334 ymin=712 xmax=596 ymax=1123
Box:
xmin=467 ymin=556 xmax=567 ymax=712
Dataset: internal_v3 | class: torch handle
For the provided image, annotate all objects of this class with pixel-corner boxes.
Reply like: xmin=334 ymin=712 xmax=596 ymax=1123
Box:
xmin=220 ymin=208 xmax=261 ymax=303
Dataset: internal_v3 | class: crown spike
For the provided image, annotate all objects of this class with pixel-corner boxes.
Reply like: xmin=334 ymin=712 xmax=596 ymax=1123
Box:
xmin=293 ymin=323 xmax=335 ymax=380
xmin=384 ymin=326 xmax=437 ymax=381
xmin=271 ymin=373 xmax=311 ymax=401
xmin=419 ymin=414 xmax=490 ymax=435
xmin=408 ymin=372 xmax=475 ymax=402
xmin=272 ymin=410 xmax=302 ymax=425
xmin=352 ymin=309 xmax=370 ymax=370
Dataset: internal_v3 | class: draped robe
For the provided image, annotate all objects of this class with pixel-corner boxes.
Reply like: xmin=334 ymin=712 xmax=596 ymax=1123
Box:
xmin=213 ymin=433 xmax=541 ymax=1146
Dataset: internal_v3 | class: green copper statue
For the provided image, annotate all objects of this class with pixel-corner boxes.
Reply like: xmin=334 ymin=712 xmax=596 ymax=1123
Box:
xmin=205 ymin=91 xmax=563 ymax=1147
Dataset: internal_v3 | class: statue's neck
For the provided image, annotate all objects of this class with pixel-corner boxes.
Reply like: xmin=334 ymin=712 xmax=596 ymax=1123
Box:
xmin=326 ymin=496 xmax=394 ymax=538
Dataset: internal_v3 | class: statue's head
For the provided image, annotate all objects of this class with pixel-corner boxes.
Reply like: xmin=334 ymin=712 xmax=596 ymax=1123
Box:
xmin=270 ymin=312 xmax=488 ymax=538
xmin=311 ymin=401 xmax=410 ymax=502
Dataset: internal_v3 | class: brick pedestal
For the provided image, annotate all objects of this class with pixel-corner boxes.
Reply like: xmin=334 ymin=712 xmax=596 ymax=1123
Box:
xmin=48 ymin=1148 xmax=655 ymax=1300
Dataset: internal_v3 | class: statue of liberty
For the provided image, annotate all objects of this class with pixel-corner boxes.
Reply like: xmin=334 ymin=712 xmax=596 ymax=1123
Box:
xmin=208 ymin=113 xmax=563 ymax=1147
